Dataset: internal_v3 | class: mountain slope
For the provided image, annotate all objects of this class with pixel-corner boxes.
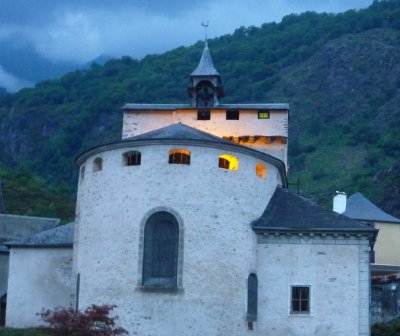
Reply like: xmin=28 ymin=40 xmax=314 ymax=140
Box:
xmin=0 ymin=0 xmax=399 ymax=219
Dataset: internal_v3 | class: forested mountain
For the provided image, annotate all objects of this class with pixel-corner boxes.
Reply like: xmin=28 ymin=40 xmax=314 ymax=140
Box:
xmin=0 ymin=0 xmax=399 ymax=220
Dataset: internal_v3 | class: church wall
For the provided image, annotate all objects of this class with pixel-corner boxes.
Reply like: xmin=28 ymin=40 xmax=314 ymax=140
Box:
xmin=122 ymin=109 xmax=288 ymax=165
xmin=74 ymin=144 xmax=280 ymax=335
xmin=6 ymin=248 xmax=72 ymax=327
xmin=256 ymin=235 xmax=371 ymax=336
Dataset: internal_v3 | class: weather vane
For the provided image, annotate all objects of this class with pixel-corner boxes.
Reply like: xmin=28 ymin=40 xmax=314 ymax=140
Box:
xmin=201 ymin=21 xmax=209 ymax=41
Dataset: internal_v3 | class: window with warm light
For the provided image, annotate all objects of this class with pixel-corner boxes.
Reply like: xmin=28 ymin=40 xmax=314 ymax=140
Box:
xmin=169 ymin=149 xmax=190 ymax=165
xmin=258 ymin=110 xmax=270 ymax=119
xmin=256 ymin=163 xmax=267 ymax=179
xmin=123 ymin=151 xmax=141 ymax=166
xmin=93 ymin=157 xmax=103 ymax=172
xmin=218 ymin=154 xmax=239 ymax=170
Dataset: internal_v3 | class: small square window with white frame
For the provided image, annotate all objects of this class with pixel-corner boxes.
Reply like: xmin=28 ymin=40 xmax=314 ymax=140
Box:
xmin=291 ymin=286 xmax=310 ymax=314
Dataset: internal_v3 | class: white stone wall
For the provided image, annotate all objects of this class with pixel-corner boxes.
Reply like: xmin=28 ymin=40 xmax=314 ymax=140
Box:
xmin=256 ymin=235 xmax=371 ymax=336
xmin=6 ymin=248 xmax=73 ymax=327
xmin=122 ymin=109 xmax=288 ymax=165
xmin=75 ymin=143 xmax=281 ymax=336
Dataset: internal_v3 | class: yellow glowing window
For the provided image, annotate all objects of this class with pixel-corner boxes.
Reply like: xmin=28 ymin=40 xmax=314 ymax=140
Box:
xmin=218 ymin=154 xmax=239 ymax=170
xmin=256 ymin=163 xmax=268 ymax=179
xmin=169 ymin=149 xmax=190 ymax=165
xmin=258 ymin=111 xmax=270 ymax=119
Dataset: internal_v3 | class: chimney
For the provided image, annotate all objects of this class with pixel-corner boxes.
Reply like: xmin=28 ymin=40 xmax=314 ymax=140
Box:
xmin=0 ymin=181 xmax=5 ymax=214
xmin=333 ymin=191 xmax=347 ymax=214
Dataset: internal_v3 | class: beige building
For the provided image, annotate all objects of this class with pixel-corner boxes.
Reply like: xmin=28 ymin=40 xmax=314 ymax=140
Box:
xmin=334 ymin=191 xmax=400 ymax=273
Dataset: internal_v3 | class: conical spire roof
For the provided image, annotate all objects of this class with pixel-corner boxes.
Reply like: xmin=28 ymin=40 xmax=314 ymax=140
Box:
xmin=190 ymin=40 xmax=219 ymax=77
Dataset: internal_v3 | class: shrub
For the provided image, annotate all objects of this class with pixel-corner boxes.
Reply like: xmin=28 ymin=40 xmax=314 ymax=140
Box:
xmin=38 ymin=304 xmax=128 ymax=336
xmin=0 ymin=328 xmax=48 ymax=336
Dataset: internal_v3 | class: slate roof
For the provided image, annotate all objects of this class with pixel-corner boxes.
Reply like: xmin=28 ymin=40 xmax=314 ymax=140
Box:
xmin=5 ymin=222 xmax=74 ymax=248
xmin=122 ymin=103 xmax=289 ymax=110
xmin=343 ymin=192 xmax=400 ymax=223
xmin=123 ymin=123 xmax=234 ymax=144
xmin=190 ymin=41 xmax=219 ymax=77
xmin=253 ymin=187 xmax=377 ymax=235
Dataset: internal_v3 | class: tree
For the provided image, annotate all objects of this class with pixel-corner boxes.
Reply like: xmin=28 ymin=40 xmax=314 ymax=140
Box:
xmin=38 ymin=305 xmax=128 ymax=336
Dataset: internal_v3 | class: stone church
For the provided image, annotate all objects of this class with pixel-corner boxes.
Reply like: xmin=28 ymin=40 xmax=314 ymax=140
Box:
xmin=5 ymin=41 xmax=377 ymax=336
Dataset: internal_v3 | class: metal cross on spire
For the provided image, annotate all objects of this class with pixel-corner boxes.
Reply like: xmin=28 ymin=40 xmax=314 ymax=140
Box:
xmin=201 ymin=21 xmax=209 ymax=42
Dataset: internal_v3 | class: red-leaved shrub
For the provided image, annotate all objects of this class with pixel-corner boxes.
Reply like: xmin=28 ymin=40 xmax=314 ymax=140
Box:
xmin=38 ymin=304 xmax=128 ymax=336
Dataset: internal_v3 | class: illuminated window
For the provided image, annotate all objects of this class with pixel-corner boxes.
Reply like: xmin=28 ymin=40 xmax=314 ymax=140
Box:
xmin=93 ymin=157 xmax=103 ymax=172
xmin=258 ymin=110 xmax=270 ymax=119
xmin=226 ymin=110 xmax=239 ymax=120
xmin=256 ymin=163 xmax=267 ymax=179
xmin=218 ymin=154 xmax=239 ymax=170
xmin=123 ymin=151 xmax=141 ymax=166
xmin=291 ymin=286 xmax=310 ymax=314
xmin=247 ymin=273 xmax=258 ymax=321
xmin=80 ymin=166 xmax=85 ymax=182
xmin=169 ymin=149 xmax=190 ymax=165
xmin=197 ymin=110 xmax=210 ymax=120
xmin=142 ymin=212 xmax=179 ymax=288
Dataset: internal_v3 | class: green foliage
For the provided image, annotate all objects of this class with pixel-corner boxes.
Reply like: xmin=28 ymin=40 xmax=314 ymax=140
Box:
xmin=0 ymin=165 xmax=75 ymax=222
xmin=0 ymin=328 xmax=48 ymax=336
xmin=372 ymin=320 xmax=400 ymax=336
xmin=0 ymin=0 xmax=400 ymax=217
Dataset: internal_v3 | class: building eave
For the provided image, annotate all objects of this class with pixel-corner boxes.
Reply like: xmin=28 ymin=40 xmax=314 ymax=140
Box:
xmin=75 ymin=138 xmax=288 ymax=188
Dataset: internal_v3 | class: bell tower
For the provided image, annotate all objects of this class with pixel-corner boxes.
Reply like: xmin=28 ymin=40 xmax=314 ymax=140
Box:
xmin=188 ymin=40 xmax=224 ymax=107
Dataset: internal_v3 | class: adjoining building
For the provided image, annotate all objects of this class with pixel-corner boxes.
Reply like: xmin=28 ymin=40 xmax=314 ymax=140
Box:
xmin=5 ymin=40 xmax=377 ymax=336
xmin=0 ymin=182 xmax=60 ymax=326
xmin=333 ymin=191 xmax=400 ymax=323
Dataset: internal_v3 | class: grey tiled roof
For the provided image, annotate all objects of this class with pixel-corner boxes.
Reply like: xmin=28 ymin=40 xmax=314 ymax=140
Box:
xmin=343 ymin=192 xmax=400 ymax=223
xmin=122 ymin=103 xmax=289 ymax=110
xmin=190 ymin=41 xmax=219 ymax=77
xmin=253 ymin=187 xmax=377 ymax=233
xmin=5 ymin=222 xmax=74 ymax=248
xmin=123 ymin=123 xmax=234 ymax=144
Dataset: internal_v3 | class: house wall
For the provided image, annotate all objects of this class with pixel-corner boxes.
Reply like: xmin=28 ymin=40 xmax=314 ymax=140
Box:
xmin=6 ymin=248 xmax=73 ymax=327
xmin=257 ymin=235 xmax=371 ymax=336
xmin=122 ymin=109 xmax=288 ymax=165
xmin=74 ymin=143 xmax=281 ymax=336
xmin=374 ymin=222 xmax=400 ymax=265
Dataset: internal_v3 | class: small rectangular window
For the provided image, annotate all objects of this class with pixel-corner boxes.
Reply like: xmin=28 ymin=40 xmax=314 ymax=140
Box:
xmin=291 ymin=286 xmax=310 ymax=314
xmin=226 ymin=110 xmax=239 ymax=120
xmin=197 ymin=110 xmax=210 ymax=120
xmin=258 ymin=110 xmax=270 ymax=119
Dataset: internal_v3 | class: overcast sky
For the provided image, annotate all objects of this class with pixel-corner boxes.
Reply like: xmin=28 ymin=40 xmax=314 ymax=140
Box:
xmin=1 ymin=0 xmax=373 ymax=64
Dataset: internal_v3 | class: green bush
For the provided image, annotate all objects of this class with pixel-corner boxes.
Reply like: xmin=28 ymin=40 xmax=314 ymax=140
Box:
xmin=0 ymin=328 xmax=49 ymax=336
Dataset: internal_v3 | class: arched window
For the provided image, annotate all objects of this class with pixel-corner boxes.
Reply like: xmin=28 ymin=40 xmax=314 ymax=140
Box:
xmin=169 ymin=149 xmax=190 ymax=165
xmin=80 ymin=166 xmax=85 ymax=182
xmin=142 ymin=212 xmax=179 ymax=288
xmin=247 ymin=273 xmax=258 ymax=321
xmin=218 ymin=154 xmax=239 ymax=170
xmin=123 ymin=151 xmax=141 ymax=166
xmin=256 ymin=163 xmax=267 ymax=179
xmin=196 ymin=80 xmax=215 ymax=107
xmin=93 ymin=157 xmax=103 ymax=172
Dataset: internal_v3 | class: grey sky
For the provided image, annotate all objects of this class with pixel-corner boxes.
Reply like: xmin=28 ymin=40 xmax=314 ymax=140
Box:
xmin=0 ymin=0 xmax=373 ymax=64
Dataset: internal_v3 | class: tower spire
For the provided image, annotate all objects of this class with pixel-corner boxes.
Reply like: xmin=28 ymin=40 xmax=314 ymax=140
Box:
xmin=188 ymin=24 xmax=224 ymax=107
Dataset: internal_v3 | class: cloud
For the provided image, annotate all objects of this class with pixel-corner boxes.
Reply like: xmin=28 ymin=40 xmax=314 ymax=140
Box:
xmin=0 ymin=0 xmax=373 ymax=64
xmin=0 ymin=65 xmax=33 ymax=92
